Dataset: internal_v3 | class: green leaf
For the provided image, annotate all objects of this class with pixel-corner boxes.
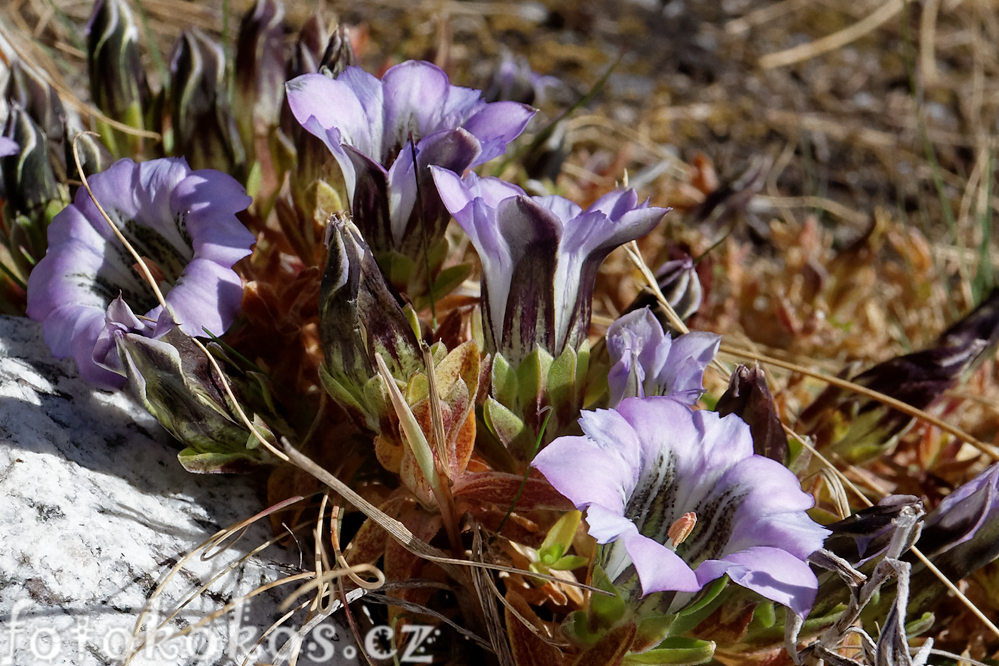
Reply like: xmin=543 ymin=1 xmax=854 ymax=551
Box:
xmin=483 ymin=397 xmax=525 ymax=447
xmin=177 ymin=448 xmax=264 ymax=474
xmin=549 ymin=555 xmax=588 ymax=571
xmin=374 ymin=352 xmax=439 ymax=498
xmin=547 ymin=344 xmax=577 ymax=414
xmin=491 ymin=353 xmax=519 ymax=408
xmin=539 ymin=509 xmax=582 ymax=562
xmin=590 ymin=565 xmax=628 ymax=627
xmin=414 ymin=262 xmax=472 ymax=311
xmin=318 ymin=363 xmax=366 ymax=414
xmin=623 ymin=637 xmax=715 ymax=665
xmin=516 ymin=346 xmax=554 ymax=409
xmin=750 ymin=601 xmax=776 ymax=629
xmin=663 ymin=576 xmax=730 ymax=637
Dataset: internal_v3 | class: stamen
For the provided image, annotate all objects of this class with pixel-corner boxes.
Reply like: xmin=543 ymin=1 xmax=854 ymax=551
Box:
xmin=668 ymin=511 xmax=697 ymax=547
xmin=133 ymin=256 xmax=166 ymax=285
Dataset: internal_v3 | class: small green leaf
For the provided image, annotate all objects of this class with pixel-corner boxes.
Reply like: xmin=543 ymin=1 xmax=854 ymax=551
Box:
xmin=549 ymin=555 xmax=588 ymax=571
xmin=623 ymin=637 xmax=715 ymax=665
xmin=539 ymin=509 xmax=582 ymax=561
xmin=590 ymin=565 xmax=628 ymax=627
xmin=483 ymin=397 xmax=525 ymax=447
xmin=374 ymin=352 xmax=439 ymax=497
xmin=491 ymin=352 xmax=519 ymax=407
xmin=177 ymin=448 xmax=262 ymax=474
xmin=547 ymin=344 xmax=577 ymax=413
xmin=750 ymin=601 xmax=776 ymax=629
xmin=516 ymin=346 xmax=554 ymax=409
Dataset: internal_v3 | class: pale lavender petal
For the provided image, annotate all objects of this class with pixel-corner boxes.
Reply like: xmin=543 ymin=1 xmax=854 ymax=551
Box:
xmin=44 ymin=304 xmax=122 ymax=389
xmin=556 ymin=203 xmax=667 ymax=350
xmin=286 ymin=72 xmax=381 ymax=158
xmin=695 ymin=547 xmax=819 ymax=618
xmin=587 ymin=504 xmax=643 ymax=544
xmin=92 ymin=296 xmax=148 ymax=378
xmin=133 ymin=159 xmax=193 ymax=237
xmin=26 ymin=238 xmax=109 ymax=318
xmin=167 ymin=258 xmax=245 ymax=336
xmin=0 ymin=136 xmax=18 ymax=156
xmin=660 ymin=331 xmax=720 ymax=404
xmin=589 ymin=188 xmax=641 ymax=219
xmin=607 ymin=308 xmax=669 ymax=404
xmin=623 ymin=531 xmax=702 ymax=594
xmin=382 ymin=61 xmax=451 ymax=151
xmin=463 ymin=101 xmax=535 ymax=164
xmin=531 ymin=433 xmax=635 ymax=516
xmin=387 ymin=129 xmax=481 ymax=246
xmin=727 ymin=510 xmax=832 ymax=562
xmin=431 ymin=166 xmax=523 ymax=225
xmin=441 ymin=83 xmax=482 ymax=121
xmin=173 ymin=169 xmax=254 ymax=264
xmin=534 ymin=194 xmax=581 ymax=225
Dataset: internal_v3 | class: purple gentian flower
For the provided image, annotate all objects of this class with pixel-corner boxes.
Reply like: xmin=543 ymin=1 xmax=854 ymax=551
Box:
xmin=285 ymin=61 xmax=534 ymax=256
xmin=606 ymin=307 xmax=719 ymax=407
xmin=26 ymin=157 xmax=254 ymax=389
xmin=431 ymin=167 xmax=668 ymax=363
xmin=483 ymin=51 xmax=560 ymax=106
xmin=532 ymin=397 xmax=830 ymax=617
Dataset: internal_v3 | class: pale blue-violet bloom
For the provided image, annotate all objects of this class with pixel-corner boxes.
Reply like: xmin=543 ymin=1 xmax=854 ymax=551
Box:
xmin=532 ymin=396 xmax=830 ymax=617
xmin=26 ymin=157 xmax=254 ymax=389
xmin=285 ymin=60 xmax=534 ymax=255
xmin=606 ymin=307 xmax=720 ymax=407
xmin=431 ymin=167 xmax=668 ymax=364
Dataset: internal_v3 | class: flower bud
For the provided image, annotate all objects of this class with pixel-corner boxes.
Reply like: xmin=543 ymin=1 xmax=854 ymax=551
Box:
xmin=1 ymin=106 xmax=68 ymax=278
xmin=625 ymin=255 xmax=702 ymax=334
xmin=318 ymin=214 xmax=422 ymax=428
xmin=117 ymin=326 xmax=275 ymax=473
xmin=716 ymin=365 xmax=788 ymax=462
xmin=169 ymin=29 xmax=246 ymax=176
xmin=318 ymin=24 xmax=356 ymax=78
xmin=85 ymin=0 xmax=152 ymax=154
xmin=5 ymin=61 xmax=74 ymax=169
xmin=799 ymin=290 xmax=999 ymax=463
xmin=234 ymin=0 xmax=286 ymax=148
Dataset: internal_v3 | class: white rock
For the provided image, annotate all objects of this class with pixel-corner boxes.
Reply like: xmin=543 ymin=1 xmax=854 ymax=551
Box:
xmin=0 ymin=316 xmax=364 ymax=666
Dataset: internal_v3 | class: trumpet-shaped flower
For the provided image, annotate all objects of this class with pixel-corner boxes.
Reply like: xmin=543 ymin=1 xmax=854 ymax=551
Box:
xmin=26 ymin=157 xmax=254 ymax=389
xmin=532 ymin=397 xmax=829 ymax=617
xmin=606 ymin=307 xmax=719 ymax=407
xmin=431 ymin=167 xmax=668 ymax=363
xmin=285 ymin=61 xmax=534 ymax=255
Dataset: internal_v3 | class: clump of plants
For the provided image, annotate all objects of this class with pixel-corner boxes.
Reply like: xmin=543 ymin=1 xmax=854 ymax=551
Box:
xmin=2 ymin=1 xmax=998 ymax=663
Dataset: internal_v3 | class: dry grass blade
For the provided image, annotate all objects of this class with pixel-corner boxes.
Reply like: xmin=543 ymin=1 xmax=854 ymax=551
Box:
xmin=470 ymin=526 xmax=515 ymax=666
xmin=124 ymin=497 xmax=311 ymax=662
xmin=279 ymin=565 xmax=385 ymax=613
xmin=758 ymin=0 xmax=905 ymax=69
